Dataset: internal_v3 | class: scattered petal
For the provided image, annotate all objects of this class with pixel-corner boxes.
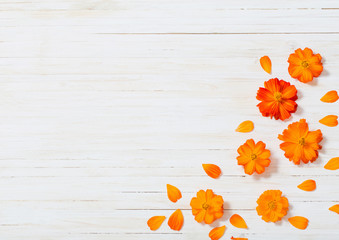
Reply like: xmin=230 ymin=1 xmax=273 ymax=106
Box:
xmin=168 ymin=209 xmax=184 ymax=231
xmin=329 ymin=204 xmax=339 ymax=214
xmin=260 ymin=56 xmax=272 ymax=74
xmin=231 ymin=237 xmax=248 ymax=240
xmin=230 ymin=214 xmax=248 ymax=229
xmin=320 ymin=90 xmax=339 ymax=103
xmin=236 ymin=120 xmax=254 ymax=133
xmin=147 ymin=216 xmax=166 ymax=231
xmin=297 ymin=179 xmax=316 ymax=191
xmin=324 ymin=157 xmax=339 ymax=170
xmin=209 ymin=225 xmax=226 ymax=240
xmin=202 ymin=164 xmax=222 ymax=179
xmin=319 ymin=115 xmax=338 ymax=127
xmin=167 ymin=184 xmax=182 ymax=203
xmin=288 ymin=216 xmax=309 ymax=230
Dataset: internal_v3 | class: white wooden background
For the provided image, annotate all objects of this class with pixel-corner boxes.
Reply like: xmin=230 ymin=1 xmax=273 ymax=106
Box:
xmin=0 ymin=0 xmax=338 ymax=239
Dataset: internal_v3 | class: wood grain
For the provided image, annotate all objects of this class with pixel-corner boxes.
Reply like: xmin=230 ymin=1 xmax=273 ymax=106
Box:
xmin=0 ymin=0 xmax=338 ymax=239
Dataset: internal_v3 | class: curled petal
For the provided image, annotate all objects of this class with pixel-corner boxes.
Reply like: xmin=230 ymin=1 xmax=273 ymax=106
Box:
xmin=260 ymin=56 xmax=272 ymax=74
xmin=320 ymin=90 xmax=339 ymax=103
xmin=167 ymin=184 xmax=182 ymax=203
xmin=297 ymin=179 xmax=316 ymax=191
xmin=319 ymin=115 xmax=338 ymax=127
xmin=329 ymin=204 xmax=339 ymax=214
xmin=209 ymin=225 xmax=226 ymax=240
xmin=168 ymin=209 xmax=184 ymax=231
xmin=147 ymin=216 xmax=166 ymax=231
xmin=230 ymin=214 xmax=248 ymax=229
xmin=202 ymin=164 xmax=222 ymax=179
xmin=236 ymin=120 xmax=254 ymax=133
xmin=288 ymin=216 xmax=309 ymax=230
xmin=324 ymin=157 xmax=339 ymax=170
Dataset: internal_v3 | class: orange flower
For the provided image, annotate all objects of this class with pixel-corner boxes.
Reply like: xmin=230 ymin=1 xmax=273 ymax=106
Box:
xmin=168 ymin=209 xmax=184 ymax=231
xmin=288 ymin=216 xmax=309 ymax=230
xmin=256 ymin=78 xmax=298 ymax=120
xmin=278 ymin=119 xmax=323 ymax=165
xmin=147 ymin=216 xmax=166 ymax=231
xmin=256 ymin=190 xmax=289 ymax=223
xmin=260 ymin=56 xmax=272 ymax=74
xmin=166 ymin=184 xmax=182 ymax=203
xmin=190 ymin=189 xmax=224 ymax=224
xmin=236 ymin=139 xmax=271 ymax=175
xmin=288 ymin=47 xmax=323 ymax=83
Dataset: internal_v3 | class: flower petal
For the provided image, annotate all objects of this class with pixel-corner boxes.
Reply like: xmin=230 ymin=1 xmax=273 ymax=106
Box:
xmin=202 ymin=164 xmax=222 ymax=179
xmin=236 ymin=120 xmax=254 ymax=133
xmin=297 ymin=179 xmax=316 ymax=191
xmin=231 ymin=237 xmax=248 ymax=240
xmin=147 ymin=216 xmax=166 ymax=231
xmin=288 ymin=216 xmax=309 ymax=230
xmin=324 ymin=157 xmax=339 ymax=170
xmin=320 ymin=90 xmax=339 ymax=103
xmin=319 ymin=115 xmax=338 ymax=127
xmin=167 ymin=184 xmax=182 ymax=203
xmin=230 ymin=214 xmax=248 ymax=229
xmin=209 ymin=225 xmax=226 ymax=240
xmin=329 ymin=204 xmax=339 ymax=214
xmin=260 ymin=56 xmax=272 ymax=74
xmin=168 ymin=209 xmax=184 ymax=231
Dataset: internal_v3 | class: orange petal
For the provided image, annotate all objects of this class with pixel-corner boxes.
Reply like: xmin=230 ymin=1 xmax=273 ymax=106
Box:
xmin=230 ymin=214 xmax=248 ymax=229
xmin=288 ymin=216 xmax=309 ymax=230
xmin=202 ymin=164 xmax=222 ymax=179
xmin=260 ymin=56 xmax=272 ymax=74
xmin=167 ymin=184 xmax=182 ymax=203
xmin=168 ymin=209 xmax=184 ymax=231
xmin=319 ymin=115 xmax=338 ymax=127
xmin=297 ymin=179 xmax=316 ymax=191
xmin=324 ymin=157 xmax=339 ymax=170
xmin=329 ymin=204 xmax=339 ymax=214
xmin=231 ymin=237 xmax=248 ymax=240
xmin=320 ymin=90 xmax=339 ymax=103
xmin=209 ymin=225 xmax=226 ymax=240
xmin=236 ymin=120 xmax=254 ymax=133
xmin=147 ymin=216 xmax=166 ymax=231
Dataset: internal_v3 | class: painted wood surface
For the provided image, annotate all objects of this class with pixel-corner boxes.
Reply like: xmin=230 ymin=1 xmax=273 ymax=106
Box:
xmin=0 ymin=1 xmax=338 ymax=239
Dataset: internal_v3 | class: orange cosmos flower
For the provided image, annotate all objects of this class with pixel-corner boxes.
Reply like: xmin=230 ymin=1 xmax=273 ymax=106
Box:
xmin=256 ymin=190 xmax=289 ymax=223
xmin=256 ymin=78 xmax=298 ymax=120
xmin=288 ymin=47 xmax=323 ymax=83
xmin=278 ymin=119 xmax=323 ymax=165
xmin=236 ymin=139 xmax=271 ymax=175
xmin=190 ymin=189 xmax=224 ymax=224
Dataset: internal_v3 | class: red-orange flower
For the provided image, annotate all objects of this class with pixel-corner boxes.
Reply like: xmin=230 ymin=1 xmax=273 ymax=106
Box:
xmin=237 ymin=139 xmax=271 ymax=175
xmin=256 ymin=190 xmax=289 ymax=223
xmin=190 ymin=189 xmax=224 ymax=224
xmin=278 ymin=119 xmax=323 ymax=165
xmin=288 ymin=47 xmax=323 ymax=83
xmin=256 ymin=78 xmax=298 ymax=120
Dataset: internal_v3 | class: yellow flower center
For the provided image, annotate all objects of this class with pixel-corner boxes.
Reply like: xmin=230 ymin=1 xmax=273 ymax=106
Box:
xmin=274 ymin=92 xmax=283 ymax=102
xmin=299 ymin=137 xmax=306 ymax=146
xmin=202 ymin=202 xmax=210 ymax=210
xmin=268 ymin=200 xmax=277 ymax=210
xmin=251 ymin=153 xmax=257 ymax=160
xmin=301 ymin=61 xmax=309 ymax=68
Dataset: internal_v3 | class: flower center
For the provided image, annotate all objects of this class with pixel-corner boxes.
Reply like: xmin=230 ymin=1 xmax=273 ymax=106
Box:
xmin=299 ymin=137 xmax=306 ymax=146
xmin=251 ymin=153 xmax=257 ymax=160
xmin=301 ymin=61 xmax=309 ymax=68
xmin=202 ymin=202 xmax=210 ymax=210
xmin=274 ymin=92 xmax=283 ymax=102
xmin=268 ymin=200 xmax=277 ymax=210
